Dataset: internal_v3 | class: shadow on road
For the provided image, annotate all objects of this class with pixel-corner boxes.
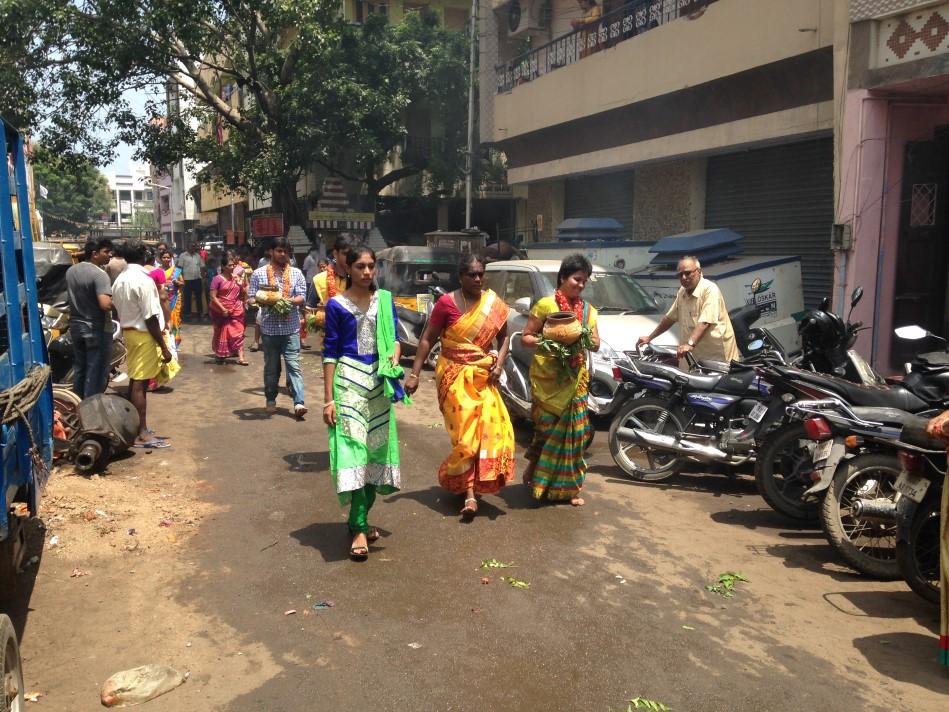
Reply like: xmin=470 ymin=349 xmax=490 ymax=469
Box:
xmin=709 ymin=507 xmax=820 ymax=532
xmin=852 ymin=632 xmax=949 ymax=694
xmin=763 ymin=541 xmax=871 ymax=582
xmin=290 ymin=521 xmax=360 ymax=562
xmin=232 ymin=406 xmax=297 ymax=421
xmin=822 ymin=590 xmax=940 ymax=629
xmin=386 ymin=485 xmax=511 ymax=521
xmin=0 ymin=518 xmax=45 ymax=641
xmin=284 ymin=451 xmax=330 ymax=473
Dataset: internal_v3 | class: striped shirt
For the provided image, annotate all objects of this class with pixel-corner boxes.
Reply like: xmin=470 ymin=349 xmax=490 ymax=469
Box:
xmin=249 ymin=264 xmax=307 ymax=336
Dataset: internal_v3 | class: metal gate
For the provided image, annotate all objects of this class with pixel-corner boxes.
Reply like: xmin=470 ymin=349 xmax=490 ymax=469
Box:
xmin=565 ymin=170 xmax=635 ymax=236
xmin=706 ymin=138 xmax=834 ymax=308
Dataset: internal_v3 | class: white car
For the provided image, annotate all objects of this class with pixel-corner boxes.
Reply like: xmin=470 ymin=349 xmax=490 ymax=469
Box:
xmin=484 ymin=260 xmax=678 ymax=417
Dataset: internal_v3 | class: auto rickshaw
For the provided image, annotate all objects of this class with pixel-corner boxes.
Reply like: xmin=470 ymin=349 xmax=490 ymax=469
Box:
xmin=375 ymin=246 xmax=462 ymax=364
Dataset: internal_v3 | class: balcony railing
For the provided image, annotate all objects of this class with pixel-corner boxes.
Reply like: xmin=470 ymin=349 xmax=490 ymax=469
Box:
xmin=495 ymin=0 xmax=717 ymax=94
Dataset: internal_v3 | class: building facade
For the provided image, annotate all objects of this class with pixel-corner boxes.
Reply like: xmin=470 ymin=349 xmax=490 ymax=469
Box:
xmin=105 ymin=165 xmax=155 ymax=229
xmin=838 ymin=0 xmax=949 ymax=369
xmin=483 ymin=0 xmax=844 ymax=308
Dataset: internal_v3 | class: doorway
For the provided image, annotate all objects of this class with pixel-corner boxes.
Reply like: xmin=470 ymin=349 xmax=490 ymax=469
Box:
xmin=891 ymin=138 xmax=949 ymax=367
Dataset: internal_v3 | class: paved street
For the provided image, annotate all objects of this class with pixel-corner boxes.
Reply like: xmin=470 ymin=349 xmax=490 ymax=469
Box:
xmin=9 ymin=323 xmax=949 ymax=710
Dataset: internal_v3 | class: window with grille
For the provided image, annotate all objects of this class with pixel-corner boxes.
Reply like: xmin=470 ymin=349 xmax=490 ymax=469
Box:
xmin=910 ymin=183 xmax=937 ymax=226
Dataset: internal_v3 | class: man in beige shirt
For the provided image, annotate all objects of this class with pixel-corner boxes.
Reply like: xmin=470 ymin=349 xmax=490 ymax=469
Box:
xmin=638 ymin=255 xmax=740 ymax=364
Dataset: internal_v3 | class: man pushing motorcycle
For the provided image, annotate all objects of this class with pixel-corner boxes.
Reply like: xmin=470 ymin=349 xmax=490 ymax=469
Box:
xmin=637 ymin=255 xmax=740 ymax=365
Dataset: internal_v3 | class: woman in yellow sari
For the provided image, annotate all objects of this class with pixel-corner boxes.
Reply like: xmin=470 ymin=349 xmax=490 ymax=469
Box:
xmin=521 ymin=254 xmax=599 ymax=506
xmin=406 ymin=255 xmax=515 ymax=518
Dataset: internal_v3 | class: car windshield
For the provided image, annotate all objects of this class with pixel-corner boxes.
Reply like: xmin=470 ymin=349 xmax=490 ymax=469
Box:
xmin=377 ymin=263 xmax=460 ymax=296
xmin=538 ymin=271 xmax=659 ymax=314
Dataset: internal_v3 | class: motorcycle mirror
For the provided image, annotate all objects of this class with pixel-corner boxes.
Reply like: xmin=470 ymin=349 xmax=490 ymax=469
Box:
xmin=894 ymin=325 xmax=930 ymax=340
xmin=819 ymin=296 xmax=831 ymax=311
xmin=747 ymin=339 xmax=764 ymax=352
xmin=850 ymin=287 xmax=863 ymax=307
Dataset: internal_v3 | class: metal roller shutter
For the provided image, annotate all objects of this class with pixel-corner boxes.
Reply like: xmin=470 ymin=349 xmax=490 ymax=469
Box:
xmin=565 ymin=170 xmax=635 ymax=236
xmin=706 ymin=138 xmax=834 ymax=309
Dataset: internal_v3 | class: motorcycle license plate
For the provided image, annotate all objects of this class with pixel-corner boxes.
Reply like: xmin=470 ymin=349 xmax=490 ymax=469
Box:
xmin=895 ymin=471 xmax=930 ymax=503
xmin=814 ymin=439 xmax=833 ymax=462
xmin=748 ymin=403 xmax=768 ymax=423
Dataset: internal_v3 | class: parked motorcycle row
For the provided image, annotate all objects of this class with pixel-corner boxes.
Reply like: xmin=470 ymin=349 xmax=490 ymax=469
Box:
xmin=592 ymin=289 xmax=948 ymax=605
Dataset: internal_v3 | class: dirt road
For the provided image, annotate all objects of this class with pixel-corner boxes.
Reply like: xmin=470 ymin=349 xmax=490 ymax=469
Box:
xmin=8 ymin=324 xmax=948 ymax=710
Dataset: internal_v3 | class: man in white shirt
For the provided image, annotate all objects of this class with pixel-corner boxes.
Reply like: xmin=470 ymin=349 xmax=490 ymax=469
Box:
xmin=177 ymin=243 xmax=206 ymax=320
xmin=113 ymin=241 xmax=173 ymax=448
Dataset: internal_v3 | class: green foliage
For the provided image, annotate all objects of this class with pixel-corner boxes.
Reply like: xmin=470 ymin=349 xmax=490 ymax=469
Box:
xmin=627 ymin=697 xmax=671 ymax=712
xmin=705 ymin=571 xmax=749 ymax=598
xmin=537 ymin=325 xmax=595 ymax=373
xmin=480 ymin=559 xmax=514 ymax=569
xmin=1 ymin=1 xmax=471 ymax=221
xmin=31 ymin=146 xmax=112 ymax=233
xmin=500 ymin=576 xmax=530 ymax=589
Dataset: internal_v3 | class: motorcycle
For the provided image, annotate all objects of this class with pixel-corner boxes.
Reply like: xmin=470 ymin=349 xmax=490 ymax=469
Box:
xmin=892 ymin=415 xmax=945 ymax=604
xmin=41 ymin=303 xmax=128 ymax=387
xmin=754 ymin=326 xmax=949 ymax=521
xmin=775 ymin=398 xmax=932 ymax=578
xmin=605 ymin=291 xmax=872 ymax=487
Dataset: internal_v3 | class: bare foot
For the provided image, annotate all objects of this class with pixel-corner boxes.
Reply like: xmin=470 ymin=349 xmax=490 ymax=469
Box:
xmin=570 ymin=496 xmax=585 ymax=507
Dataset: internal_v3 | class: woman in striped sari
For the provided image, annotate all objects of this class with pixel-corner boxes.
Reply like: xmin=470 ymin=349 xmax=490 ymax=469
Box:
xmin=520 ymin=254 xmax=599 ymax=506
xmin=160 ymin=251 xmax=184 ymax=353
xmin=407 ymin=255 xmax=515 ymax=518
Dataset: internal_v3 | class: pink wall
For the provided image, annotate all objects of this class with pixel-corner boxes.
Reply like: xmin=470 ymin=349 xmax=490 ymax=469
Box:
xmin=837 ymin=89 xmax=949 ymax=371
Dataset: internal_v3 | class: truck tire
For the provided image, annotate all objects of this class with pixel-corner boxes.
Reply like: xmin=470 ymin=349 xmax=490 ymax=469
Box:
xmin=821 ymin=453 xmax=901 ymax=579
xmin=0 ymin=614 xmax=24 ymax=711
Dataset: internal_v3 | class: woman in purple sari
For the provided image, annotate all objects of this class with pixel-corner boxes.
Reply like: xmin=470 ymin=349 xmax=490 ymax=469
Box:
xmin=210 ymin=255 xmax=248 ymax=365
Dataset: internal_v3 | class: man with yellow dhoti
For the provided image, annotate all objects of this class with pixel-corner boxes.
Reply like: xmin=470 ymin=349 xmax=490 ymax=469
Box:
xmin=406 ymin=255 xmax=515 ymax=519
xmin=639 ymin=255 xmax=739 ymax=365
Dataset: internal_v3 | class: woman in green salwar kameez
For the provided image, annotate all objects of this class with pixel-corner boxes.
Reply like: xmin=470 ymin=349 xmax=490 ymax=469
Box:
xmin=322 ymin=247 xmax=409 ymax=560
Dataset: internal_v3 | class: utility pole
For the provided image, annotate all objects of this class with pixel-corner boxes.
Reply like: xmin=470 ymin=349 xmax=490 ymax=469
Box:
xmin=464 ymin=0 xmax=478 ymax=229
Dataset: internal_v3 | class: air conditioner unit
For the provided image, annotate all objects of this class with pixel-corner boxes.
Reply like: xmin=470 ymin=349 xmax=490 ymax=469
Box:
xmin=506 ymin=0 xmax=549 ymax=38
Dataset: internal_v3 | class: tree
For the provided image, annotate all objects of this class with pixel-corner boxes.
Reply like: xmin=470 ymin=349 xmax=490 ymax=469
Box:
xmin=2 ymin=1 xmax=471 ymax=227
xmin=31 ymin=147 xmax=112 ymax=234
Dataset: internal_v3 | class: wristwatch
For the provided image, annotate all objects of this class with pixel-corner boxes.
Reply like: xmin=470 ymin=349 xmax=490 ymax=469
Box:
xmin=687 ymin=338 xmax=695 ymax=347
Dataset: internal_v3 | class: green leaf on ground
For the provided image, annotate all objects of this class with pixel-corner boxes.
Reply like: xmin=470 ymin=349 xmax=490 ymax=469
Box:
xmin=480 ymin=559 xmax=514 ymax=569
xmin=500 ymin=576 xmax=530 ymax=589
xmin=627 ymin=696 xmax=671 ymax=711
xmin=705 ymin=571 xmax=749 ymax=598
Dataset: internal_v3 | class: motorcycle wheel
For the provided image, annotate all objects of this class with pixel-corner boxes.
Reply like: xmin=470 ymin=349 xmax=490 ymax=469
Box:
xmin=608 ymin=396 xmax=686 ymax=481
xmin=754 ymin=422 xmax=821 ymax=521
xmin=896 ymin=492 xmax=941 ymax=604
xmin=820 ymin=454 xmax=901 ymax=579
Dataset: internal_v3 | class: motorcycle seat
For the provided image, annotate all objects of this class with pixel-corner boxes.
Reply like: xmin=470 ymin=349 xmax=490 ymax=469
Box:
xmin=779 ymin=366 xmax=929 ymax=412
xmin=850 ymin=406 xmax=921 ymax=427
xmin=633 ymin=360 xmax=723 ymax=390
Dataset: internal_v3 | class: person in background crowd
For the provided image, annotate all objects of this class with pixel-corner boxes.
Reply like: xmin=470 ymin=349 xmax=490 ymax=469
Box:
xmin=302 ymin=244 xmax=325 ymax=284
xmin=105 ymin=242 xmax=128 ymax=284
xmin=405 ymin=255 xmax=515 ymax=519
xmin=112 ymin=240 xmax=173 ymax=449
xmin=520 ymin=254 xmax=600 ymax=506
xmin=248 ymin=237 xmax=308 ymax=417
xmin=638 ymin=255 xmax=739 ymax=365
xmin=210 ymin=253 xmax=248 ymax=365
xmin=178 ymin=242 xmax=207 ymax=321
xmin=312 ymin=234 xmax=353 ymax=306
xmin=65 ymin=238 xmax=114 ymax=398
xmin=322 ymin=246 xmax=407 ymax=560
xmin=206 ymin=245 xmax=222 ymax=305
xmin=250 ymin=244 xmax=274 ymax=352
xmin=161 ymin=250 xmax=184 ymax=354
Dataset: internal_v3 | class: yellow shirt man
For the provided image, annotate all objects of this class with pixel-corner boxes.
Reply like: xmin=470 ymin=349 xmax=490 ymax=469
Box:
xmin=313 ymin=268 xmax=347 ymax=304
xmin=665 ymin=277 xmax=739 ymax=363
